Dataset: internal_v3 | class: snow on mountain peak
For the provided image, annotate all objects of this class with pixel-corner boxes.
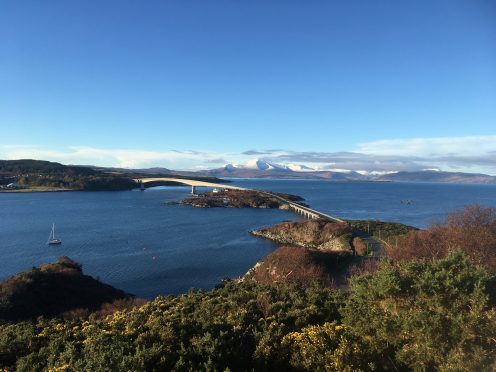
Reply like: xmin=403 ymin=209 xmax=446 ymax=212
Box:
xmin=244 ymin=159 xmax=270 ymax=170
xmin=286 ymin=163 xmax=315 ymax=172
xmin=224 ymin=159 xmax=319 ymax=172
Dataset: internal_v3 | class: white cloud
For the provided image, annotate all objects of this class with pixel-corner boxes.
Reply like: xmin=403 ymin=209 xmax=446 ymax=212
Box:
xmin=357 ymin=135 xmax=496 ymax=157
xmin=356 ymin=170 xmax=398 ymax=176
xmin=0 ymin=145 xmax=236 ymax=169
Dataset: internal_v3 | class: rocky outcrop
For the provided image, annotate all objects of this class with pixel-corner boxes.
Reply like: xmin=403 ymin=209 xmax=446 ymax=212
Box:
xmin=251 ymin=219 xmax=353 ymax=253
xmin=246 ymin=246 xmax=331 ymax=285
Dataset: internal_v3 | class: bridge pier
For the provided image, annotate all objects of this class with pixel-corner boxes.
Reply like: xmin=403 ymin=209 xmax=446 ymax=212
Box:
xmin=290 ymin=205 xmax=320 ymax=220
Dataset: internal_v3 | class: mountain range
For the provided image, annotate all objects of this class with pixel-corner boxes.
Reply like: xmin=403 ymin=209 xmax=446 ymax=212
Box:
xmin=2 ymin=158 xmax=496 ymax=184
xmin=106 ymin=159 xmax=496 ymax=184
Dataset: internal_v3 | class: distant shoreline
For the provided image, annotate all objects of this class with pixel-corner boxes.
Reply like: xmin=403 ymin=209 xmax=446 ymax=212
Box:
xmin=3 ymin=178 xmax=496 ymax=194
xmin=0 ymin=187 xmax=78 ymax=193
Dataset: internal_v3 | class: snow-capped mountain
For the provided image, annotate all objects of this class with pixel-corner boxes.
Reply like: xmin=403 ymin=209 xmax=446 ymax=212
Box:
xmin=244 ymin=159 xmax=281 ymax=170
xmin=286 ymin=163 xmax=315 ymax=172
xmin=224 ymin=159 xmax=314 ymax=172
xmin=97 ymin=157 xmax=496 ymax=184
xmin=205 ymin=159 xmax=368 ymax=180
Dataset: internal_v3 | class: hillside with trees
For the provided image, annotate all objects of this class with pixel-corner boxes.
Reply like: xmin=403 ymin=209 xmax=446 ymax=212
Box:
xmin=0 ymin=160 xmax=137 ymax=191
xmin=0 ymin=257 xmax=131 ymax=322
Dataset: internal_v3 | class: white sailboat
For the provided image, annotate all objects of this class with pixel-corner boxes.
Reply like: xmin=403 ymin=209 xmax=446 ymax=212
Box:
xmin=47 ymin=223 xmax=62 ymax=245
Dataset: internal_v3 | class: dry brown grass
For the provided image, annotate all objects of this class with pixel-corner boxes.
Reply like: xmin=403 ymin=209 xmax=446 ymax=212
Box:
xmin=250 ymin=246 xmax=330 ymax=285
xmin=386 ymin=205 xmax=496 ymax=272
xmin=352 ymin=237 xmax=367 ymax=256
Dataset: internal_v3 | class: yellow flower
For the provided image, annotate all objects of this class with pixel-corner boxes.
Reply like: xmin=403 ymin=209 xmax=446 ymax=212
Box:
xmin=54 ymin=323 xmax=65 ymax=331
xmin=48 ymin=364 xmax=70 ymax=372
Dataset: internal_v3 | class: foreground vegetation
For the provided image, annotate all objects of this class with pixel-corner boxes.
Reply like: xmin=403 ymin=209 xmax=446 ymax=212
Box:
xmin=347 ymin=219 xmax=417 ymax=246
xmin=1 ymin=252 xmax=494 ymax=371
xmin=1 ymin=205 xmax=495 ymax=371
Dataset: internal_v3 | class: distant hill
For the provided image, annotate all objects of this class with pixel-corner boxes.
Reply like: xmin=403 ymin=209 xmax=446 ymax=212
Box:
xmin=91 ymin=165 xmax=173 ymax=175
xmin=0 ymin=159 xmax=98 ymax=176
xmin=0 ymin=160 xmax=231 ymax=190
xmin=373 ymin=170 xmax=496 ymax=184
xmin=93 ymin=165 xmax=231 ymax=183
xmin=0 ymin=257 xmax=129 ymax=321
xmin=0 ymin=159 xmax=137 ymax=190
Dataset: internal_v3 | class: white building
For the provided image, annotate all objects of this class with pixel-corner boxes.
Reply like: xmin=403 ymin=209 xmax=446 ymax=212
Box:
xmin=6 ymin=182 xmax=22 ymax=189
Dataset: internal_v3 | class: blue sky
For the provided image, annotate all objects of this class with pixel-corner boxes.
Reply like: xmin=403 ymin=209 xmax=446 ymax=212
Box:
xmin=1 ymin=1 xmax=495 ymax=173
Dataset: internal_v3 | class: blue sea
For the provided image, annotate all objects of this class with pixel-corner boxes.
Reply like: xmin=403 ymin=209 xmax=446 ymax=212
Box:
xmin=1 ymin=180 xmax=495 ymax=298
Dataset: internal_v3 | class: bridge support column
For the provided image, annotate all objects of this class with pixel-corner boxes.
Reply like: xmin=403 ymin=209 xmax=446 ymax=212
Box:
xmin=191 ymin=186 xmax=197 ymax=195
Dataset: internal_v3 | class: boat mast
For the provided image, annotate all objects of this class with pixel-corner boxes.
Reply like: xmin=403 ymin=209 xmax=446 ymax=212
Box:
xmin=48 ymin=224 xmax=52 ymax=243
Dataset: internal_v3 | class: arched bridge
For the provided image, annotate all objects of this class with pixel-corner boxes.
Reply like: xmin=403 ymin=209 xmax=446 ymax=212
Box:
xmin=134 ymin=177 xmax=246 ymax=194
xmin=134 ymin=177 xmax=343 ymax=223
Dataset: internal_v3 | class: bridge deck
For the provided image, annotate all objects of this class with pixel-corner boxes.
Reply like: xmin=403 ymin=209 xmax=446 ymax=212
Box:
xmin=134 ymin=177 xmax=246 ymax=190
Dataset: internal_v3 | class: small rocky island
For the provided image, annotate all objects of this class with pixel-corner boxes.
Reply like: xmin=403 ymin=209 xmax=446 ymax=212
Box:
xmin=180 ymin=189 xmax=307 ymax=209
xmin=251 ymin=219 xmax=353 ymax=253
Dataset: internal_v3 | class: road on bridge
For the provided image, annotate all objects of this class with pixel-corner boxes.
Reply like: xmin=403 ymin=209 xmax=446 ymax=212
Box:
xmin=133 ymin=177 xmax=246 ymax=190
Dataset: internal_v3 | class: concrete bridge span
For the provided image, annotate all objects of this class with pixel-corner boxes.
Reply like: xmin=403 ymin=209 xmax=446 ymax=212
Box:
xmin=257 ymin=190 xmax=344 ymax=223
xmin=135 ymin=177 xmax=343 ymax=222
xmin=134 ymin=177 xmax=245 ymax=194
